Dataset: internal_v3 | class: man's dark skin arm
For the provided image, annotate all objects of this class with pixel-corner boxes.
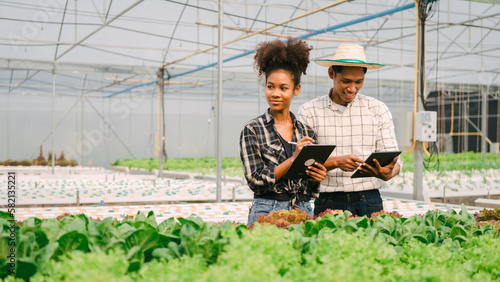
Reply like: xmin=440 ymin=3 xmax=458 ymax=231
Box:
xmin=324 ymin=155 xmax=363 ymax=172
xmin=324 ymin=155 xmax=400 ymax=181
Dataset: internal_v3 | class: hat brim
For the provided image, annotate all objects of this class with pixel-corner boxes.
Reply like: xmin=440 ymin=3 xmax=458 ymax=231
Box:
xmin=315 ymin=59 xmax=384 ymax=70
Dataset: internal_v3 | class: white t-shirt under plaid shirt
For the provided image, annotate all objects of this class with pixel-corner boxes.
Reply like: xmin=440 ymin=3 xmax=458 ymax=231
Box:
xmin=298 ymin=91 xmax=401 ymax=193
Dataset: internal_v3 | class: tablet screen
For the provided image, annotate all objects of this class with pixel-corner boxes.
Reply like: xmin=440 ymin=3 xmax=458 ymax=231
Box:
xmin=351 ymin=151 xmax=402 ymax=178
xmin=283 ymin=144 xmax=336 ymax=179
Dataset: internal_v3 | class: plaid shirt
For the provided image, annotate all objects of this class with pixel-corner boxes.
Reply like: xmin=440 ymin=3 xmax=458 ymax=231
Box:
xmin=239 ymin=109 xmax=320 ymax=199
xmin=298 ymin=91 xmax=402 ymax=192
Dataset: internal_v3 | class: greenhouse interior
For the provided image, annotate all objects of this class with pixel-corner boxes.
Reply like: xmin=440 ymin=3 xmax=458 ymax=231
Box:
xmin=1 ymin=0 xmax=500 ymax=280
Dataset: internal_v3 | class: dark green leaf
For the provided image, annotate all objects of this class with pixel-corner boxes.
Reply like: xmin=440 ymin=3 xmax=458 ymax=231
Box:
xmin=152 ymin=247 xmax=175 ymax=260
xmin=0 ymin=235 xmax=13 ymax=261
xmin=411 ymin=234 xmax=428 ymax=244
xmin=40 ymin=219 xmax=61 ymax=243
xmin=168 ymin=241 xmax=182 ymax=258
xmin=128 ymin=260 xmax=142 ymax=272
xmin=0 ymin=261 xmax=11 ymax=280
xmin=423 ymin=227 xmax=438 ymax=243
xmin=34 ymin=242 xmax=58 ymax=268
xmin=453 ymin=235 xmax=468 ymax=244
xmin=15 ymin=257 xmax=37 ymax=280
xmin=19 ymin=225 xmax=49 ymax=250
xmin=450 ymin=225 xmax=468 ymax=239
xmin=104 ymin=237 xmax=127 ymax=253
xmin=146 ymin=211 xmax=158 ymax=229
xmin=306 ymin=219 xmax=336 ymax=237
xmin=58 ymin=216 xmax=87 ymax=238
xmin=126 ymin=245 xmax=143 ymax=261
xmin=178 ymin=216 xmax=206 ymax=230
xmin=117 ymin=222 xmax=137 ymax=238
xmin=76 ymin=214 xmax=90 ymax=229
xmin=133 ymin=221 xmax=155 ymax=230
xmin=16 ymin=232 xmax=35 ymax=259
xmin=86 ymin=218 xmax=100 ymax=238
xmin=373 ymin=221 xmax=393 ymax=235
xmin=134 ymin=211 xmax=147 ymax=222
xmin=20 ymin=217 xmax=42 ymax=229
xmin=125 ymin=228 xmax=159 ymax=252
xmin=157 ymin=217 xmax=177 ymax=234
xmin=343 ymin=221 xmax=359 ymax=233
xmin=54 ymin=231 xmax=89 ymax=258
xmin=158 ymin=233 xmax=180 ymax=247
xmin=350 ymin=217 xmax=369 ymax=229
xmin=376 ymin=232 xmax=398 ymax=245
xmin=0 ymin=212 xmax=13 ymax=222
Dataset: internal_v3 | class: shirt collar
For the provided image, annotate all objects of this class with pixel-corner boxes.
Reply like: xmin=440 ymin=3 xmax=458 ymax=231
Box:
xmin=264 ymin=108 xmax=298 ymax=125
xmin=327 ymin=88 xmax=358 ymax=111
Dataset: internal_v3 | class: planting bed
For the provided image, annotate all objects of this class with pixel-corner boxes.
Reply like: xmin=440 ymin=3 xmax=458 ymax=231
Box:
xmin=1 ymin=166 xmax=499 ymax=281
xmin=1 ymin=166 xmax=488 ymax=224
xmin=0 ymin=167 xmax=251 ymax=207
xmin=1 ymin=207 xmax=499 ymax=281
xmin=10 ymin=198 xmax=482 ymax=224
xmin=386 ymin=169 xmax=500 ymax=204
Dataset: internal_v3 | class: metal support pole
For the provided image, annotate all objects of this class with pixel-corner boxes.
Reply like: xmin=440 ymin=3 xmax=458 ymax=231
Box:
xmin=7 ymin=89 xmax=10 ymax=160
xmin=52 ymin=68 xmax=56 ymax=174
xmin=6 ymin=70 xmax=14 ymax=160
xmin=413 ymin=1 xmax=425 ymax=201
xmin=216 ymin=0 xmax=223 ymax=203
xmin=481 ymin=85 xmax=489 ymax=161
xmin=158 ymin=68 xmax=164 ymax=178
xmin=413 ymin=141 xmax=424 ymax=201
xmin=81 ymin=92 xmax=85 ymax=168
xmin=463 ymin=100 xmax=468 ymax=152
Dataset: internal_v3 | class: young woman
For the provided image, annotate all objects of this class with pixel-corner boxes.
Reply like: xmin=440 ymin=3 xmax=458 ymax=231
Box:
xmin=239 ymin=39 xmax=327 ymax=225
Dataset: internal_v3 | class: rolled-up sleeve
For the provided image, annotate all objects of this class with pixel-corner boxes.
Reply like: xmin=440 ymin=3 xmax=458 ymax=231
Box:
xmin=239 ymin=125 xmax=276 ymax=194
xmin=376 ymin=103 xmax=403 ymax=169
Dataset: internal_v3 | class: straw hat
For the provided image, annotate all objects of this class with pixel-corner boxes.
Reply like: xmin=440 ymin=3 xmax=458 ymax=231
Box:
xmin=315 ymin=44 xmax=384 ymax=70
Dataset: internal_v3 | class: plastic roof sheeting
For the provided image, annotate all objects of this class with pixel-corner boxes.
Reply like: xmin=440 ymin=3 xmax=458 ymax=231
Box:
xmin=1 ymin=0 xmax=499 ymax=98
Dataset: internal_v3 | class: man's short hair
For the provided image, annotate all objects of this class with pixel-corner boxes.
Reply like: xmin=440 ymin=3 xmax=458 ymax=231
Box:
xmin=331 ymin=65 xmax=367 ymax=75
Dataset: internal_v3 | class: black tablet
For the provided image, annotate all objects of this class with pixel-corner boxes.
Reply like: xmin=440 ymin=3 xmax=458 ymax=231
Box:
xmin=351 ymin=151 xmax=402 ymax=178
xmin=283 ymin=144 xmax=336 ymax=179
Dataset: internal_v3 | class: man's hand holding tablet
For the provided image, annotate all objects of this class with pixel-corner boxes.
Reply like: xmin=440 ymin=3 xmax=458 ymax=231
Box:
xmin=351 ymin=151 xmax=402 ymax=180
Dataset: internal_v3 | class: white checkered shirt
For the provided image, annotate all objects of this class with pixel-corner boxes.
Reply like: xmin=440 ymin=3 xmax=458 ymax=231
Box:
xmin=298 ymin=91 xmax=402 ymax=192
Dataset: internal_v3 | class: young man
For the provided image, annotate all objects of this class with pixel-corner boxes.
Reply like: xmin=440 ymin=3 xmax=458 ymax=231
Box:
xmin=298 ymin=44 xmax=402 ymax=217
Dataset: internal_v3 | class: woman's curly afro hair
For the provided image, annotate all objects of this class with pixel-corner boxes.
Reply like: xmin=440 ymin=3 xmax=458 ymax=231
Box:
xmin=254 ymin=39 xmax=312 ymax=87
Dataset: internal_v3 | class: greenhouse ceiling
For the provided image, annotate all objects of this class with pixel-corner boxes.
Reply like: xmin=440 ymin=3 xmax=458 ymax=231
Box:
xmin=1 ymin=0 xmax=499 ymax=99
